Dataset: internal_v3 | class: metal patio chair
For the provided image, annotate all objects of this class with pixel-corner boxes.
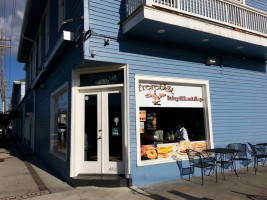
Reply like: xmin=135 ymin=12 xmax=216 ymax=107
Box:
xmin=174 ymin=156 xmax=194 ymax=179
xmin=228 ymin=143 xmax=252 ymax=171
xmin=247 ymin=143 xmax=267 ymax=175
xmin=216 ymin=145 xmax=236 ymax=175
xmin=186 ymin=149 xmax=217 ymax=185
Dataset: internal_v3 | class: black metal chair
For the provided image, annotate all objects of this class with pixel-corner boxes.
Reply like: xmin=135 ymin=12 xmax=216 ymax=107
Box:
xmin=174 ymin=157 xmax=194 ymax=179
xmin=215 ymin=145 xmax=236 ymax=178
xmin=186 ymin=149 xmax=217 ymax=185
xmin=227 ymin=143 xmax=252 ymax=171
xmin=247 ymin=142 xmax=267 ymax=175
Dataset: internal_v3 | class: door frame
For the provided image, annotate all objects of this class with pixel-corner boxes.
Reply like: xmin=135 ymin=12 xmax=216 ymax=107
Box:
xmin=70 ymin=65 xmax=130 ymax=177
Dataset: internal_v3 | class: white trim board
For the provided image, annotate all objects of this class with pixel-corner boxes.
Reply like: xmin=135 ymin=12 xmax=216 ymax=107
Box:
xmin=70 ymin=65 xmax=130 ymax=177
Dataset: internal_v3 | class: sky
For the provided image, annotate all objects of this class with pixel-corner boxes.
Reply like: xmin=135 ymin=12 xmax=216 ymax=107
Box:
xmin=0 ymin=0 xmax=27 ymax=109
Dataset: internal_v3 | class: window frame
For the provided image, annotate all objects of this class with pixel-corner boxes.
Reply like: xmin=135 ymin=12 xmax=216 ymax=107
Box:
xmin=45 ymin=0 xmax=50 ymax=53
xmin=135 ymin=75 xmax=214 ymax=166
xmin=50 ymin=82 xmax=68 ymax=161
xmin=58 ymin=0 xmax=65 ymax=31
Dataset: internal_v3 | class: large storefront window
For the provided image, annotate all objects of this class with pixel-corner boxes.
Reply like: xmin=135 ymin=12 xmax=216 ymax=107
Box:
xmin=50 ymin=85 xmax=68 ymax=159
xmin=136 ymin=76 xmax=213 ymax=165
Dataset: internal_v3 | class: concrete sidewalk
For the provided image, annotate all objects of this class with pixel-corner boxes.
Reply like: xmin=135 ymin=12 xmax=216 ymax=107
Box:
xmin=0 ymin=143 xmax=267 ymax=200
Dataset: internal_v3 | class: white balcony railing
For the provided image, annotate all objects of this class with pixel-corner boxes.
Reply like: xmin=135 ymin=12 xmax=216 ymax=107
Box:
xmin=126 ymin=0 xmax=267 ymax=36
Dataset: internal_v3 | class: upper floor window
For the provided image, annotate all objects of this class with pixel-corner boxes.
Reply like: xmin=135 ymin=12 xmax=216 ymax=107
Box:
xmin=31 ymin=45 xmax=36 ymax=80
xmin=58 ymin=0 xmax=65 ymax=30
xmin=45 ymin=1 xmax=50 ymax=53
xmin=38 ymin=31 xmax=42 ymax=70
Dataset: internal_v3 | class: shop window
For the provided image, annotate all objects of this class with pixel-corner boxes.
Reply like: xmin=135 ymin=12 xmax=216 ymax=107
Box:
xmin=136 ymin=76 xmax=213 ymax=165
xmin=50 ymin=84 xmax=68 ymax=160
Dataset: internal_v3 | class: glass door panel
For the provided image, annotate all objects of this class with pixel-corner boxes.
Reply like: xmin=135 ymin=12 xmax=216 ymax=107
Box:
xmin=108 ymin=93 xmax=123 ymax=162
xmin=84 ymin=94 xmax=98 ymax=161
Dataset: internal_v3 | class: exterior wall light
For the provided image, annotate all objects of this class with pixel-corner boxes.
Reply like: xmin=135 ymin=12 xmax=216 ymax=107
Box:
xmin=205 ymin=58 xmax=216 ymax=66
xmin=91 ymin=51 xmax=96 ymax=58
xmin=104 ymin=38 xmax=110 ymax=46
xmin=202 ymin=39 xmax=210 ymax=42
xmin=157 ymin=29 xmax=165 ymax=34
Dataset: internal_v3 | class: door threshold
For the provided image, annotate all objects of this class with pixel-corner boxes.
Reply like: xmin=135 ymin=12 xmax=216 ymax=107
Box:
xmin=70 ymin=174 xmax=132 ymax=187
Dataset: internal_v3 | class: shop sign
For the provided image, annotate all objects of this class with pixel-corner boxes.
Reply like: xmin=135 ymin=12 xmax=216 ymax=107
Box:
xmin=80 ymin=71 xmax=124 ymax=86
xmin=139 ymin=83 xmax=203 ymax=107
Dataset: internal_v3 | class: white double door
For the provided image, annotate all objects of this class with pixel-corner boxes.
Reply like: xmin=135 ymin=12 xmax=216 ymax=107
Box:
xmin=77 ymin=87 xmax=125 ymax=174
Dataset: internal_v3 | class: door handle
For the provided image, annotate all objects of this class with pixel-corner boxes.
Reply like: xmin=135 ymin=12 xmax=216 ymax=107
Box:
xmin=97 ymin=136 xmax=102 ymax=140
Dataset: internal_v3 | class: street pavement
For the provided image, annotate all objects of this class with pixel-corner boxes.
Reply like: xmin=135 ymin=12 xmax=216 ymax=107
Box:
xmin=0 ymin=142 xmax=267 ymax=200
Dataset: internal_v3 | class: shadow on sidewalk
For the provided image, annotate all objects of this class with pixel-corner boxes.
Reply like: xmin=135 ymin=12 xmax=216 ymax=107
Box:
xmin=231 ymin=191 xmax=267 ymax=200
xmin=130 ymin=187 xmax=171 ymax=200
xmin=8 ymin=137 xmax=66 ymax=185
xmin=168 ymin=190 xmax=213 ymax=200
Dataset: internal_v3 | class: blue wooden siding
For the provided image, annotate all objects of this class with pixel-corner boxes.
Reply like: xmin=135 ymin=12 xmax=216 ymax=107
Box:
xmin=33 ymin=0 xmax=84 ymax=182
xmin=35 ymin=45 xmax=83 ymax=182
xmin=246 ymin=0 xmax=267 ymax=12
xmin=87 ymin=0 xmax=267 ymax=186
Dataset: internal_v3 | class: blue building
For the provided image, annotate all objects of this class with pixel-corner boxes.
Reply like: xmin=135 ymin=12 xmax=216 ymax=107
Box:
xmin=17 ymin=0 xmax=267 ymax=186
xmin=11 ymin=80 xmax=25 ymax=143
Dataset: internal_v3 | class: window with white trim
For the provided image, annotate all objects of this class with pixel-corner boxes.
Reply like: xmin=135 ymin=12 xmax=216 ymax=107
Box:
xmin=45 ymin=1 xmax=50 ymax=53
xmin=38 ymin=31 xmax=42 ymax=69
xmin=58 ymin=0 xmax=65 ymax=30
xmin=136 ymin=75 xmax=213 ymax=166
xmin=50 ymin=84 xmax=68 ymax=159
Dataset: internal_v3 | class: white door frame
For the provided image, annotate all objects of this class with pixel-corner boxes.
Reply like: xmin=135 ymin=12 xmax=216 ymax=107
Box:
xmin=70 ymin=65 xmax=130 ymax=177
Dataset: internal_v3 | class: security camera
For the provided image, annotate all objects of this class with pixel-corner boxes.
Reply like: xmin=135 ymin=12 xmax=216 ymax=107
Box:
xmin=104 ymin=38 xmax=110 ymax=46
xmin=205 ymin=58 xmax=216 ymax=65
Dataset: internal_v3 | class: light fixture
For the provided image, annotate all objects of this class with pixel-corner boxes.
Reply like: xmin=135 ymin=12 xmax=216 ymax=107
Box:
xmin=157 ymin=29 xmax=165 ymax=34
xmin=91 ymin=51 xmax=96 ymax=58
xmin=40 ymin=84 xmax=46 ymax=89
xmin=237 ymin=46 xmax=244 ymax=49
xmin=104 ymin=38 xmax=110 ymax=46
xmin=205 ymin=58 xmax=216 ymax=66
xmin=202 ymin=39 xmax=210 ymax=42
xmin=61 ymin=16 xmax=84 ymax=25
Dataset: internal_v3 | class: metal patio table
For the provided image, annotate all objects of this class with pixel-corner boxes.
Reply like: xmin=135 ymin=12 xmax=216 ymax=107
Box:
xmin=203 ymin=148 xmax=240 ymax=180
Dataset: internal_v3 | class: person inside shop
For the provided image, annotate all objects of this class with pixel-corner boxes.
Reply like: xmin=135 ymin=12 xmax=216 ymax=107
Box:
xmin=174 ymin=123 xmax=190 ymax=142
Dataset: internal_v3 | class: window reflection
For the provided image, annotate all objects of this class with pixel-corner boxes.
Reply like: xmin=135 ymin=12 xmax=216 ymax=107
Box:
xmin=51 ymin=90 xmax=68 ymax=156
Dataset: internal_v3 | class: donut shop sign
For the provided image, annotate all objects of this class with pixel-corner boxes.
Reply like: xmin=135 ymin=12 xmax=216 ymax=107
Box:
xmin=139 ymin=83 xmax=204 ymax=108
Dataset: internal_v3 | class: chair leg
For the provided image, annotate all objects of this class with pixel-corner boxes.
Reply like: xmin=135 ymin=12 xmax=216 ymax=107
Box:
xmin=188 ymin=167 xmax=191 ymax=181
xmin=255 ymin=157 xmax=257 ymax=175
xmin=215 ymin=165 xmax=218 ymax=183
xmin=201 ymin=168 xmax=204 ymax=185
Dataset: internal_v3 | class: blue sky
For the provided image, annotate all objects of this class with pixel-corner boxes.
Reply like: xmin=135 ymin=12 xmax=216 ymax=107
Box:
xmin=0 ymin=0 xmax=26 ymax=109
